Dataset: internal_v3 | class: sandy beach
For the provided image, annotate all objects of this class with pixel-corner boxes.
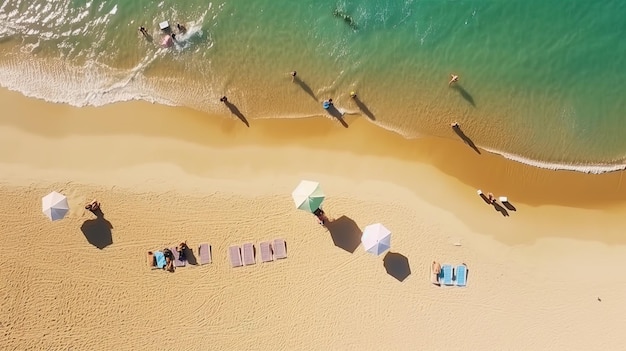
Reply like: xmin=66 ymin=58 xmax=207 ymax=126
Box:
xmin=1 ymin=88 xmax=626 ymax=350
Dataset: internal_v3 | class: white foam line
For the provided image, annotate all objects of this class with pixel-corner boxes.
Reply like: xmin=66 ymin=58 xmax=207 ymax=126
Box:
xmin=480 ymin=147 xmax=626 ymax=174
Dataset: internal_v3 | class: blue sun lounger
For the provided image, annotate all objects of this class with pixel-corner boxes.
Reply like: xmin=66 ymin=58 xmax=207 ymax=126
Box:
xmin=455 ymin=264 xmax=467 ymax=287
xmin=441 ymin=264 xmax=453 ymax=286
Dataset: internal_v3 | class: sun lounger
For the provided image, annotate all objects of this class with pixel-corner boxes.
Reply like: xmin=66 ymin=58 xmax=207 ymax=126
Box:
xmin=242 ymin=243 xmax=256 ymax=266
xmin=441 ymin=264 xmax=453 ymax=286
xmin=260 ymin=241 xmax=273 ymax=263
xmin=229 ymin=245 xmax=243 ymax=267
xmin=170 ymin=247 xmax=186 ymax=267
xmin=153 ymin=251 xmax=166 ymax=269
xmin=147 ymin=251 xmax=155 ymax=268
xmin=273 ymin=239 xmax=287 ymax=259
xmin=455 ymin=264 xmax=467 ymax=287
xmin=198 ymin=243 xmax=212 ymax=265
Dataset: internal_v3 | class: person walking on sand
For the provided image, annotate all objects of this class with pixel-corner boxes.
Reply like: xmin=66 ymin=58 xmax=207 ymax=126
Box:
xmin=290 ymin=71 xmax=297 ymax=82
xmin=220 ymin=96 xmax=228 ymax=103
xmin=449 ymin=74 xmax=459 ymax=85
xmin=350 ymin=91 xmax=357 ymax=99
xmin=451 ymin=122 xmax=459 ymax=128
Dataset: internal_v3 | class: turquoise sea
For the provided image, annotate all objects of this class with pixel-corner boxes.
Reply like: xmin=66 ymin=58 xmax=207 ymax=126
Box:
xmin=1 ymin=0 xmax=626 ymax=172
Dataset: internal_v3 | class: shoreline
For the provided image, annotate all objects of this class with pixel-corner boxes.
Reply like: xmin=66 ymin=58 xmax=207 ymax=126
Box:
xmin=2 ymin=87 xmax=626 ymax=209
xmin=1 ymin=75 xmax=626 ymax=175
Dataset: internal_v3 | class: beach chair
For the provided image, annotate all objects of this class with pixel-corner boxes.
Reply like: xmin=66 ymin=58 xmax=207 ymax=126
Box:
xmin=272 ymin=239 xmax=287 ymax=259
xmin=229 ymin=245 xmax=243 ymax=268
xmin=455 ymin=264 xmax=467 ymax=287
xmin=170 ymin=247 xmax=186 ymax=267
xmin=198 ymin=243 xmax=212 ymax=265
xmin=441 ymin=264 xmax=453 ymax=286
xmin=259 ymin=241 xmax=273 ymax=263
xmin=242 ymin=243 xmax=256 ymax=266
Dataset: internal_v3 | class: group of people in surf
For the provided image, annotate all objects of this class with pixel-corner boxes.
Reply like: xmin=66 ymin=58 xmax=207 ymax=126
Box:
xmin=138 ymin=22 xmax=188 ymax=48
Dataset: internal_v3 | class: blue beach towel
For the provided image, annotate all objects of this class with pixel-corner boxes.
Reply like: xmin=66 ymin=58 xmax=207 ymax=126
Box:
xmin=154 ymin=251 xmax=166 ymax=269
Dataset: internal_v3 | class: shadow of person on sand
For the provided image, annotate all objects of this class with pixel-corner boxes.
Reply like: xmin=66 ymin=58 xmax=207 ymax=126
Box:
xmin=353 ymin=97 xmax=376 ymax=120
xmin=502 ymin=201 xmax=517 ymax=212
xmin=325 ymin=215 xmax=361 ymax=253
xmin=294 ymin=77 xmax=318 ymax=101
xmin=452 ymin=125 xmax=480 ymax=154
xmin=452 ymin=85 xmax=475 ymax=107
xmin=80 ymin=209 xmax=113 ymax=249
xmin=325 ymin=105 xmax=349 ymax=128
xmin=224 ymin=101 xmax=249 ymax=127
xmin=383 ymin=252 xmax=411 ymax=282
xmin=492 ymin=202 xmax=510 ymax=217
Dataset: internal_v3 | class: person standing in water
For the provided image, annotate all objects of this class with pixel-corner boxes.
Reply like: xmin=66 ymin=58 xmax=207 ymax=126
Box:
xmin=449 ymin=74 xmax=459 ymax=85
xmin=290 ymin=71 xmax=297 ymax=82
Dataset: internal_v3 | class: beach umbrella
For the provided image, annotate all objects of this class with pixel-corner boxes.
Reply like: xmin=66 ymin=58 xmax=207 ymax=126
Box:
xmin=361 ymin=223 xmax=391 ymax=256
xmin=42 ymin=191 xmax=69 ymax=221
xmin=291 ymin=180 xmax=325 ymax=213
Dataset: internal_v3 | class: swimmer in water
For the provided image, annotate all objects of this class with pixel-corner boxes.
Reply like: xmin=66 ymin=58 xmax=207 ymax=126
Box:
xmin=176 ymin=23 xmax=187 ymax=34
xmin=449 ymin=74 xmax=459 ymax=86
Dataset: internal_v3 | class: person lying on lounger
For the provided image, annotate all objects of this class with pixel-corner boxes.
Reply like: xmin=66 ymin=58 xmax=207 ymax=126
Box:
xmin=163 ymin=248 xmax=175 ymax=272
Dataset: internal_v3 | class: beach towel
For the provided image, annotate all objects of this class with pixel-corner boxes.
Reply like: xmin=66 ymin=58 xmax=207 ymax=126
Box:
xmin=154 ymin=251 xmax=166 ymax=269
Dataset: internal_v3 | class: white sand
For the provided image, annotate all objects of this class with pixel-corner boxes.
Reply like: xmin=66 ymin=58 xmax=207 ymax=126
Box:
xmin=1 ymin=89 xmax=625 ymax=350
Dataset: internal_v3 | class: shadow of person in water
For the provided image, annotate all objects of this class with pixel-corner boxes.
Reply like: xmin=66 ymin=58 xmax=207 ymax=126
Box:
xmin=383 ymin=252 xmax=411 ymax=282
xmin=325 ymin=215 xmax=362 ymax=253
xmin=452 ymin=85 xmax=476 ymax=107
xmin=294 ymin=77 xmax=317 ymax=101
xmin=326 ymin=104 xmax=349 ymax=128
xmin=492 ymin=202 xmax=510 ymax=217
xmin=353 ymin=96 xmax=376 ymax=120
xmin=452 ymin=124 xmax=480 ymax=154
xmin=80 ymin=209 xmax=113 ymax=249
xmin=224 ymin=101 xmax=249 ymax=127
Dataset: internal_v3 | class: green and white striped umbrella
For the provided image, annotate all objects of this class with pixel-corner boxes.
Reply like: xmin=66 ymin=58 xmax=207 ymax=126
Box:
xmin=291 ymin=180 xmax=325 ymax=213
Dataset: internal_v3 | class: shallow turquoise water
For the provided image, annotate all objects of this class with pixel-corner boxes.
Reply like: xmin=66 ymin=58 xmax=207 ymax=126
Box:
xmin=1 ymin=0 xmax=626 ymax=172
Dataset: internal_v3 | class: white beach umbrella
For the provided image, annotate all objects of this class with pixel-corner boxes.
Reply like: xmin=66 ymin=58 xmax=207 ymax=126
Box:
xmin=42 ymin=191 xmax=69 ymax=221
xmin=361 ymin=223 xmax=391 ymax=256
xmin=291 ymin=180 xmax=325 ymax=213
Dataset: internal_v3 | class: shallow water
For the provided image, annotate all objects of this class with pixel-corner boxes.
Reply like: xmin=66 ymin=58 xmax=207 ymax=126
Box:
xmin=1 ymin=0 xmax=625 ymax=172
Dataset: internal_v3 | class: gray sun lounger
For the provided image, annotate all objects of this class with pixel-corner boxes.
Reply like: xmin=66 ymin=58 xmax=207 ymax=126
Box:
xmin=198 ymin=243 xmax=212 ymax=265
xmin=229 ymin=245 xmax=243 ymax=267
xmin=259 ymin=241 xmax=273 ymax=262
xmin=272 ymin=239 xmax=287 ymax=259
xmin=170 ymin=247 xmax=186 ymax=267
xmin=242 ymin=243 xmax=256 ymax=266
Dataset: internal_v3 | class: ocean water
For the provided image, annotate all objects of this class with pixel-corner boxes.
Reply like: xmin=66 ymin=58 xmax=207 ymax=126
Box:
xmin=1 ymin=0 xmax=626 ymax=173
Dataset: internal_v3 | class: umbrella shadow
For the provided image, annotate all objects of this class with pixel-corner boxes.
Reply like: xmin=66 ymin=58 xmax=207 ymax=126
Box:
xmin=452 ymin=125 xmax=480 ymax=154
xmin=224 ymin=101 xmax=249 ymax=127
xmin=383 ymin=252 xmax=411 ymax=282
xmin=325 ymin=215 xmax=361 ymax=253
xmin=80 ymin=209 xmax=113 ymax=249
xmin=353 ymin=97 xmax=376 ymax=120
xmin=452 ymin=85 xmax=475 ymax=107
xmin=294 ymin=77 xmax=317 ymax=101
xmin=326 ymin=105 xmax=349 ymax=128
